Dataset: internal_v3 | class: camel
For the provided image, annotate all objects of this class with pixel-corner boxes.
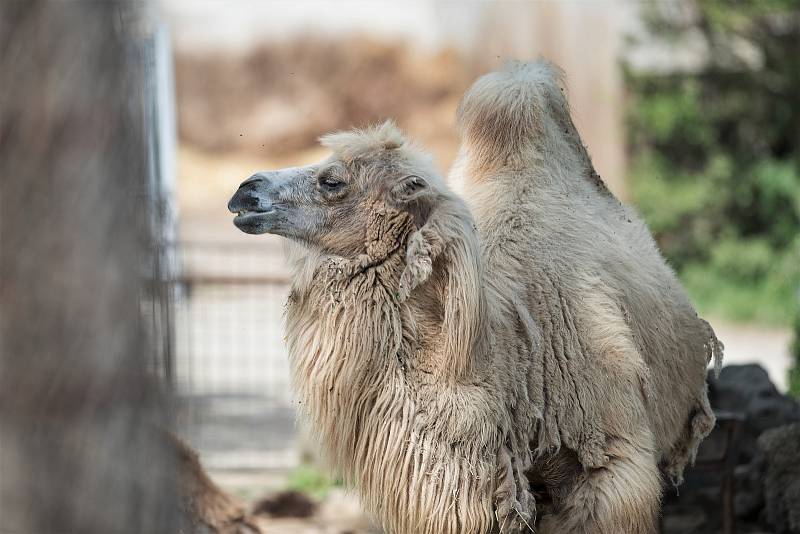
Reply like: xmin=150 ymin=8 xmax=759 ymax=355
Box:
xmin=228 ymin=60 xmax=722 ymax=534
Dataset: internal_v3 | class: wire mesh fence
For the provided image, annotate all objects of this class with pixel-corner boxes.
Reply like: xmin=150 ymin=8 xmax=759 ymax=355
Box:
xmin=171 ymin=241 xmax=300 ymax=472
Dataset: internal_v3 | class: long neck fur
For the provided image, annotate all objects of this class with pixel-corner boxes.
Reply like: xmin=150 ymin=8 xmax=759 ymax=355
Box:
xmin=285 ymin=199 xmax=508 ymax=534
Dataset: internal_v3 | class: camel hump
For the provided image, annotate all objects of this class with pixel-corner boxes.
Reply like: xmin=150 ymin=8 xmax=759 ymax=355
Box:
xmin=456 ymin=60 xmax=573 ymax=172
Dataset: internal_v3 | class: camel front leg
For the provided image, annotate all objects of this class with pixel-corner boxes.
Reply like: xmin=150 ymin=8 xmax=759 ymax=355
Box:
xmin=493 ymin=446 xmax=536 ymax=533
xmin=538 ymin=436 xmax=661 ymax=534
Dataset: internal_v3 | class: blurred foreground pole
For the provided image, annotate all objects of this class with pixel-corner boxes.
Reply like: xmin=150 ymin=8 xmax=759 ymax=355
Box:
xmin=0 ymin=2 xmax=179 ymax=532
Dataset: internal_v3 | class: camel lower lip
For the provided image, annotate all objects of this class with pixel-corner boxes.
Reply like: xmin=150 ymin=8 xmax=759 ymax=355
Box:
xmin=234 ymin=209 xmax=274 ymax=221
xmin=232 ymin=210 xmax=277 ymax=233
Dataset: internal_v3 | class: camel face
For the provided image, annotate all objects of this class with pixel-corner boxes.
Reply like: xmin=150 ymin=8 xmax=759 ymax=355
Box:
xmin=228 ymin=163 xmax=333 ymax=239
xmin=229 ymin=123 xmax=437 ymax=256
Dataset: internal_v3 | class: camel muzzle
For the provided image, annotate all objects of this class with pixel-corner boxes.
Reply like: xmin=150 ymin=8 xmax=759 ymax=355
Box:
xmin=228 ymin=173 xmax=278 ymax=234
xmin=229 ymin=166 xmax=313 ymax=235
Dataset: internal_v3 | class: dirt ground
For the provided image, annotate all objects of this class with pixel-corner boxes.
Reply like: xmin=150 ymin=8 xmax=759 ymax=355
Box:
xmin=250 ymin=489 xmax=379 ymax=534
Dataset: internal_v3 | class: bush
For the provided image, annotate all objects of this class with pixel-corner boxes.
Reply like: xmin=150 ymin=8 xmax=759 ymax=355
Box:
xmin=625 ymin=1 xmax=800 ymax=328
xmin=285 ymin=463 xmax=340 ymax=500
xmin=791 ymin=312 xmax=800 ymax=396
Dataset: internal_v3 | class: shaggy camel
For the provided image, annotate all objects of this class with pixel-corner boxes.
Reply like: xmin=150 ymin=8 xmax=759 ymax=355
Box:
xmin=228 ymin=61 xmax=722 ymax=534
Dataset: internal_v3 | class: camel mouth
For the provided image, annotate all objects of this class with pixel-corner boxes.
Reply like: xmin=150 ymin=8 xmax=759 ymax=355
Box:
xmin=234 ymin=208 xmax=273 ymax=217
xmin=232 ymin=208 xmax=276 ymax=234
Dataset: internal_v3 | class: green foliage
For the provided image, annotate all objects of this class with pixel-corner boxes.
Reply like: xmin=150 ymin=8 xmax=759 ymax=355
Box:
xmin=285 ymin=463 xmax=341 ymax=500
xmin=791 ymin=311 xmax=800 ymax=396
xmin=626 ymin=1 xmax=800 ymax=330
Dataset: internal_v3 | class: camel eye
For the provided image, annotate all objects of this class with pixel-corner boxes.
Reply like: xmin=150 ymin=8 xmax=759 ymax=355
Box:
xmin=318 ymin=171 xmax=344 ymax=191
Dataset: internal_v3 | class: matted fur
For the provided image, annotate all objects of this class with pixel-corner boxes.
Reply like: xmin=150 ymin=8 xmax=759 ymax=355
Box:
xmin=277 ymin=62 xmax=721 ymax=534
xmin=286 ymin=189 xmax=510 ymax=534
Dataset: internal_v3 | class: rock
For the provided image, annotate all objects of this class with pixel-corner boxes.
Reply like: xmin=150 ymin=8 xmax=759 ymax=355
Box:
xmin=661 ymin=506 xmax=708 ymax=533
xmin=758 ymin=423 xmax=800 ymax=534
xmin=736 ymin=460 xmax=765 ymax=519
xmin=252 ymin=490 xmax=317 ymax=519
xmin=663 ymin=365 xmax=800 ymax=533
xmin=709 ymin=365 xmax=800 ymax=463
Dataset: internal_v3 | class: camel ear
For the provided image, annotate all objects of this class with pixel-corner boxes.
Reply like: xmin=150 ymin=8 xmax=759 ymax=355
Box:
xmin=399 ymin=200 xmax=486 ymax=378
xmin=398 ymin=225 xmax=444 ymax=302
xmin=391 ymin=175 xmax=429 ymax=204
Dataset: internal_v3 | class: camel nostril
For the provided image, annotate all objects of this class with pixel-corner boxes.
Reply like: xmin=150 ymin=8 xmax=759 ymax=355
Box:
xmin=229 ymin=192 xmax=258 ymax=213
xmin=241 ymin=173 xmax=267 ymax=187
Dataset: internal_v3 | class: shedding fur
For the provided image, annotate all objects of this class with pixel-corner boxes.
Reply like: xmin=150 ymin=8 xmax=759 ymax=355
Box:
xmin=272 ymin=61 xmax=720 ymax=534
xmin=451 ymin=60 xmax=721 ymax=530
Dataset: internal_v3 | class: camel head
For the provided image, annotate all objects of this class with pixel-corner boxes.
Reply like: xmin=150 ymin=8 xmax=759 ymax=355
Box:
xmin=230 ymin=121 xmax=486 ymax=380
xmin=228 ymin=121 xmax=442 ymax=258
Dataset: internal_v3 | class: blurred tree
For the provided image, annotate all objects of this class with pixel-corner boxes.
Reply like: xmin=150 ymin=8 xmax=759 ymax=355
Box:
xmin=625 ymin=0 xmax=800 ymax=332
xmin=0 ymin=2 xmax=182 ymax=531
